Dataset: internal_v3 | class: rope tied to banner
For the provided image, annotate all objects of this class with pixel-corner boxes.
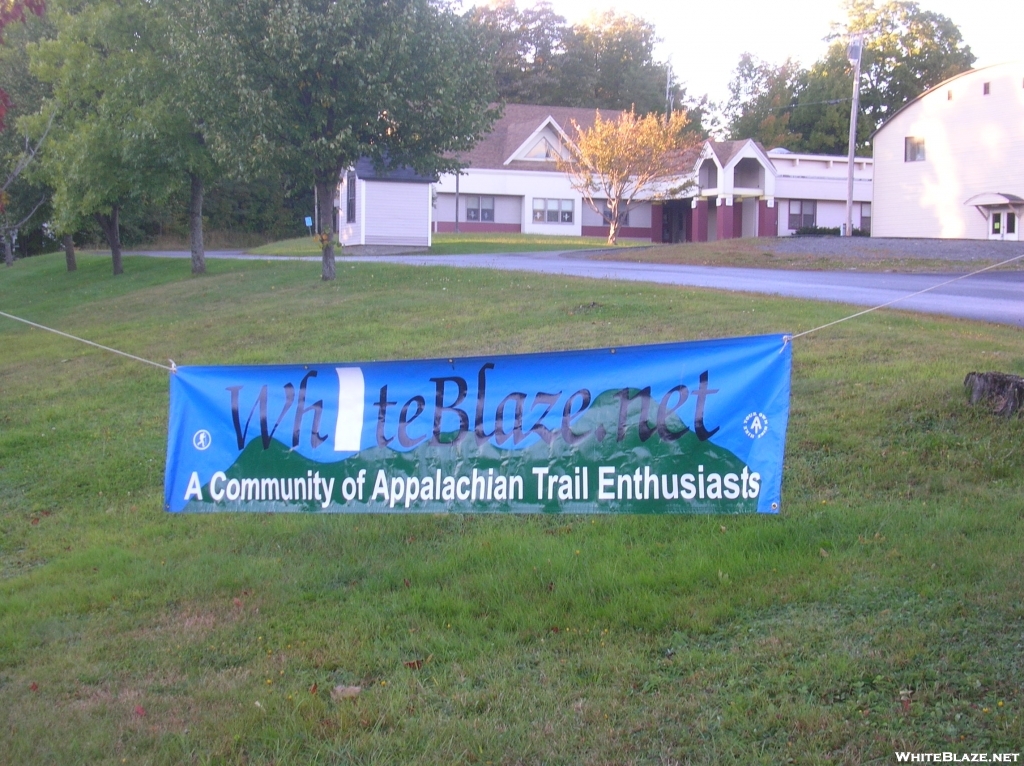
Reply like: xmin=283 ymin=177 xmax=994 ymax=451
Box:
xmin=2 ymin=253 xmax=1022 ymax=368
xmin=0 ymin=310 xmax=176 ymax=372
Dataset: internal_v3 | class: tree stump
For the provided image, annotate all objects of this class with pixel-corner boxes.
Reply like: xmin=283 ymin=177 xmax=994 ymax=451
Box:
xmin=964 ymin=371 xmax=1024 ymax=418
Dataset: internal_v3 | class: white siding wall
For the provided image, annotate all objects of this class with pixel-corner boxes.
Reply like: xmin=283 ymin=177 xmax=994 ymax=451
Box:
xmin=364 ymin=181 xmax=431 ymax=246
xmin=436 ymin=168 xmax=583 ymax=236
xmin=580 ymin=200 xmax=652 ymax=227
xmin=873 ymin=62 xmax=1024 ymax=239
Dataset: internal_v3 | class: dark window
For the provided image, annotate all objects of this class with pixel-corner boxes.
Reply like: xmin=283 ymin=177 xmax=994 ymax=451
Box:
xmin=1007 ymin=213 xmax=1017 ymax=235
xmin=533 ymin=198 xmax=573 ymax=224
xmin=904 ymin=137 xmax=926 ymax=162
xmin=983 ymin=82 xmax=991 ymax=95
xmin=465 ymin=196 xmax=494 ymax=222
xmin=346 ymin=171 xmax=356 ymax=223
xmin=860 ymin=202 xmax=871 ymax=235
xmin=602 ymin=200 xmax=629 ymax=226
xmin=788 ymin=199 xmax=816 ymax=229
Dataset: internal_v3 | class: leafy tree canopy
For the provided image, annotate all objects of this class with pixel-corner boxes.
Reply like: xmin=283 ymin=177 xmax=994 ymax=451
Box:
xmin=468 ymin=1 xmax=706 ymax=132
xmin=726 ymin=0 xmax=975 ymax=152
xmin=192 ymin=0 xmax=499 ymax=279
xmin=557 ymin=110 xmax=699 ymax=245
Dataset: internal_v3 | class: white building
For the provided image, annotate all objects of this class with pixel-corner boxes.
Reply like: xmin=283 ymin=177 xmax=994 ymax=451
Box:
xmin=872 ymin=61 xmax=1024 ymax=240
xmin=345 ymin=104 xmax=874 ymax=245
xmin=337 ymin=158 xmax=434 ymax=248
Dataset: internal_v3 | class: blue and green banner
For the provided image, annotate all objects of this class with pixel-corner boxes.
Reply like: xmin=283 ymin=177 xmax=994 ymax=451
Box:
xmin=165 ymin=334 xmax=791 ymax=514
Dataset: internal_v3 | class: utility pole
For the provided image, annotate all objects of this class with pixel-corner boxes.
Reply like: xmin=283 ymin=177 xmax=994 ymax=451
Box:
xmin=845 ymin=34 xmax=864 ymax=237
xmin=454 ymin=171 xmax=460 ymax=234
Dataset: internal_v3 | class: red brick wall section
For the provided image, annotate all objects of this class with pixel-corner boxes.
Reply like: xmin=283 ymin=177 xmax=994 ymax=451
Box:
xmin=717 ymin=200 xmax=735 ymax=240
xmin=434 ymin=222 xmax=521 ymax=234
xmin=581 ymin=225 xmax=655 ymax=239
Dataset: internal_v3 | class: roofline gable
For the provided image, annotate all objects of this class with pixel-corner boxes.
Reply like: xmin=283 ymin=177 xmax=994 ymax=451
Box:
xmin=503 ymin=116 xmax=573 ymax=166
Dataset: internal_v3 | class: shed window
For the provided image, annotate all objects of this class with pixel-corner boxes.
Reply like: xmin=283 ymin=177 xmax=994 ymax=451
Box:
xmin=346 ymin=171 xmax=356 ymax=223
xmin=983 ymin=82 xmax=991 ymax=95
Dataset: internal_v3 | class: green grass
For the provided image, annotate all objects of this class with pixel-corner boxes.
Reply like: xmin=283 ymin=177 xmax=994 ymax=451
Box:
xmin=1 ymin=251 xmax=1023 ymax=764
xmin=247 ymin=232 xmax=621 ymax=257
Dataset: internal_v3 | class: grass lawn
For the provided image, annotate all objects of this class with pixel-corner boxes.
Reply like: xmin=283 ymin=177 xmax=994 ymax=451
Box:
xmin=247 ymin=232 xmax=621 ymax=257
xmin=1 ymin=251 xmax=1023 ymax=764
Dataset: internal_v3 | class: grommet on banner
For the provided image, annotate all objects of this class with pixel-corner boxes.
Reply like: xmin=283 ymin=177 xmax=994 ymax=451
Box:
xmin=169 ymin=360 xmax=178 ymax=373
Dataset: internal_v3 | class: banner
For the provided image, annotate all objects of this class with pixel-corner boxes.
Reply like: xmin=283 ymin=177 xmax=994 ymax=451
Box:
xmin=165 ymin=334 xmax=791 ymax=514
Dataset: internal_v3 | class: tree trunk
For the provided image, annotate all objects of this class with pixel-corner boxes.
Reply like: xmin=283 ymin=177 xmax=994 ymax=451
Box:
xmin=189 ymin=172 xmax=206 ymax=275
xmin=3 ymin=233 xmax=13 ymax=267
xmin=63 ymin=234 xmax=77 ymax=272
xmin=964 ymin=371 xmax=1024 ymax=418
xmin=607 ymin=198 xmax=621 ymax=246
xmin=315 ymin=177 xmax=336 ymax=281
xmin=94 ymin=206 xmax=123 ymax=275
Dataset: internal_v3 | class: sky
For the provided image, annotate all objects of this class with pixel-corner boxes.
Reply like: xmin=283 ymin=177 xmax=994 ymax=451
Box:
xmin=461 ymin=0 xmax=1024 ymax=105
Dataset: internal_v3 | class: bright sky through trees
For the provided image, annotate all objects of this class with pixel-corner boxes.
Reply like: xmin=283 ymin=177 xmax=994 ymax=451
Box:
xmin=462 ymin=0 xmax=1024 ymax=103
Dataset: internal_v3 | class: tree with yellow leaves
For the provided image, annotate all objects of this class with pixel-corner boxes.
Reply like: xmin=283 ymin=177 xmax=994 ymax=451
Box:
xmin=558 ymin=109 xmax=698 ymax=245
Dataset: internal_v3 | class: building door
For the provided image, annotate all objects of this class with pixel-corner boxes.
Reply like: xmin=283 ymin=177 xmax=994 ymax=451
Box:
xmin=989 ymin=209 xmax=1018 ymax=241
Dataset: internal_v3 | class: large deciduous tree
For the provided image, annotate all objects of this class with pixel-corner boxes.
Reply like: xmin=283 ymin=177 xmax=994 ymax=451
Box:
xmin=192 ymin=0 xmax=498 ymax=281
xmin=557 ymin=110 xmax=697 ymax=245
xmin=725 ymin=54 xmax=804 ymax=149
xmin=28 ymin=0 xmax=182 ymax=275
xmin=1 ymin=3 xmax=51 ymax=267
xmin=0 ymin=0 xmax=45 ymax=130
xmin=726 ymin=1 xmax=975 ymax=152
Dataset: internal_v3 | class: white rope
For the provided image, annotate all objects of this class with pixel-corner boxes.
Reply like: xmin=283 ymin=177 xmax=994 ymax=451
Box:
xmin=0 ymin=310 xmax=175 ymax=372
xmin=789 ymin=252 xmax=1024 ymax=341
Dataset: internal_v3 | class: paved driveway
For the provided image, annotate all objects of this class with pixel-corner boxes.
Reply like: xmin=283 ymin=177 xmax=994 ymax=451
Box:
xmin=133 ymin=248 xmax=1024 ymax=327
xmin=346 ymin=252 xmax=1024 ymax=328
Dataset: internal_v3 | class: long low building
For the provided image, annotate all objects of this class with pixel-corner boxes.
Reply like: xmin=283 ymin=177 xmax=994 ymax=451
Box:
xmin=431 ymin=104 xmax=872 ymax=242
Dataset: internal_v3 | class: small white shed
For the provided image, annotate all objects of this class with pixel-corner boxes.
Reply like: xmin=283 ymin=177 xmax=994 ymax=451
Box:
xmin=337 ymin=158 xmax=435 ymax=247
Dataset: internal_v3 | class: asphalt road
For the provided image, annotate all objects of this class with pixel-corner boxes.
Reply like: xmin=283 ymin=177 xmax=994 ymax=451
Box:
xmin=346 ymin=252 xmax=1024 ymax=328
xmin=134 ymin=249 xmax=1024 ymax=327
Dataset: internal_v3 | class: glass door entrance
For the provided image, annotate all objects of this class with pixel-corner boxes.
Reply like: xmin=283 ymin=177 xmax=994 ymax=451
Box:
xmin=989 ymin=209 xmax=1018 ymax=241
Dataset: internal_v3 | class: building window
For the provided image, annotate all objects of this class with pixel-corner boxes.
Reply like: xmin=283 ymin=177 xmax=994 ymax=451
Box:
xmin=533 ymin=198 xmax=573 ymax=224
xmin=860 ymin=202 xmax=871 ymax=234
xmin=465 ymin=196 xmax=495 ymax=221
xmin=983 ymin=82 xmax=991 ymax=95
xmin=788 ymin=199 xmax=816 ymax=230
xmin=904 ymin=137 xmax=926 ymax=162
xmin=602 ymin=200 xmax=629 ymax=226
xmin=1008 ymin=212 xmax=1017 ymax=235
xmin=992 ymin=214 xmax=1002 ymax=235
xmin=346 ymin=171 xmax=356 ymax=223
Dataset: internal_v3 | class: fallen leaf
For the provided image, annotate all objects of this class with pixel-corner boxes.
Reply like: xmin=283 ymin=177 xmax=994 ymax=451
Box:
xmin=133 ymin=706 xmax=146 ymax=717
xmin=404 ymin=659 xmax=423 ymax=670
xmin=819 ymin=548 xmax=830 ymax=558
xmin=233 ymin=598 xmax=243 ymax=608
xmin=403 ymin=578 xmax=410 ymax=588
xmin=309 ymin=682 xmax=318 ymax=695
xmin=29 ymin=682 xmax=38 ymax=692
xmin=331 ymin=685 xmax=362 ymax=701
